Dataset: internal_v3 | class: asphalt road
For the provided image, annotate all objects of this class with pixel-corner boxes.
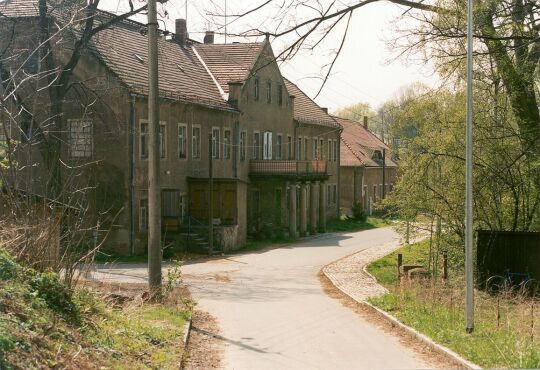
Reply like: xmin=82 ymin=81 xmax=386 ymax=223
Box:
xmin=94 ymin=228 xmax=434 ymax=369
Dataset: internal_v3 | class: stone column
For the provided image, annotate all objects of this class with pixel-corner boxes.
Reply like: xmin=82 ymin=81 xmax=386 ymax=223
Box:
xmin=319 ymin=182 xmax=327 ymax=232
xmin=288 ymin=182 xmax=297 ymax=239
xmin=299 ymin=183 xmax=308 ymax=237
xmin=310 ymin=181 xmax=319 ymax=234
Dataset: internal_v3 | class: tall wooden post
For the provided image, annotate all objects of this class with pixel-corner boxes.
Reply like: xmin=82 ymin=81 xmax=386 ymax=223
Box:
xmin=208 ymin=134 xmax=214 ymax=255
xmin=147 ymin=0 xmax=162 ymax=297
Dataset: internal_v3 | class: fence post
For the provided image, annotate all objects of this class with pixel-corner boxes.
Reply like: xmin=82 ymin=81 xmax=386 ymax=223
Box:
xmin=443 ymin=251 xmax=448 ymax=281
xmin=397 ymin=253 xmax=403 ymax=279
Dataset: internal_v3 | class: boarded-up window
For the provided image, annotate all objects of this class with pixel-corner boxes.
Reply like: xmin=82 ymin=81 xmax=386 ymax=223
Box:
xmin=162 ymin=189 xmax=180 ymax=217
xmin=68 ymin=119 xmax=93 ymax=158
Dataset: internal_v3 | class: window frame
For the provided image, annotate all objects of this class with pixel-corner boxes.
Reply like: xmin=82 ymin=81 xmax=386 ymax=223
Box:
xmin=212 ymin=127 xmax=220 ymax=159
xmin=254 ymin=78 xmax=260 ymax=101
xmin=240 ymin=130 xmax=247 ymax=161
xmin=253 ymin=131 xmax=261 ymax=160
xmin=223 ymin=128 xmax=231 ymax=159
xmin=177 ymin=123 xmax=187 ymax=159
xmin=68 ymin=118 xmax=93 ymax=158
xmin=191 ymin=124 xmax=201 ymax=159
xmin=276 ymin=134 xmax=282 ymax=160
xmin=277 ymin=84 xmax=283 ymax=106
xmin=287 ymin=135 xmax=292 ymax=160
xmin=266 ymin=81 xmax=272 ymax=103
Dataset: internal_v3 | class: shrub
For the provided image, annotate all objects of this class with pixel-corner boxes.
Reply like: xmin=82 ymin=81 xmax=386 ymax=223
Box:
xmin=0 ymin=250 xmax=18 ymax=280
xmin=351 ymin=203 xmax=367 ymax=222
xmin=28 ymin=271 xmax=79 ymax=321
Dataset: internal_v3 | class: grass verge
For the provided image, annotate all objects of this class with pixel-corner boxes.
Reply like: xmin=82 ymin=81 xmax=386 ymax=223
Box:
xmin=366 ymin=241 xmax=540 ymax=369
xmin=0 ymin=250 xmax=191 ymax=369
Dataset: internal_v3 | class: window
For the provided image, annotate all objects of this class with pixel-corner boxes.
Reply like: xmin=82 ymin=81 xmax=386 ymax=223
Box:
xmin=276 ymin=134 xmax=282 ymax=159
xmin=212 ymin=128 xmax=220 ymax=159
xmin=320 ymin=139 xmax=324 ymax=159
xmin=313 ymin=138 xmax=318 ymax=159
xmin=266 ymin=81 xmax=272 ymax=103
xmin=277 ymin=84 xmax=283 ymax=106
xmin=253 ymin=132 xmax=260 ymax=159
xmin=327 ymin=185 xmax=331 ymax=205
xmin=287 ymin=136 xmax=292 ymax=159
xmin=139 ymin=198 xmax=148 ymax=231
xmin=304 ymin=137 xmax=308 ymax=160
xmin=140 ymin=122 xmax=148 ymax=158
xmin=263 ymin=131 xmax=272 ymax=160
xmin=328 ymin=139 xmax=332 ymax=161
xmin=333 ymin=139 xmax=338 ymax=162
xmin=240 ymin=131 xmax=246 ymax=161
xmin=178 ymin=124 xmax=187 ymax=159
xmin=333 ymin=184 xmax=337 ymax=204
xmin=159 ymin=124 xmax=166 ymax=158
xmin=192 ymin=126 xmax=201 ymax=159
xmin=223 ymin=129 xmax=231 ymax=159
xmin=254 ymin=78 xmax=260 ymax=100
xmin=68 ymin=119 xmax=93 ymax=158
xmin=162 ymin=189 xmax=180 ymax=217
xmin=297 ymin=137 xmax=302 ymax=160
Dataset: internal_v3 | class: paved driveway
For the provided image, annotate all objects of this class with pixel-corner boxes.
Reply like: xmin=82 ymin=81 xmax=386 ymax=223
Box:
xmin=94 ymin=228 xmax=433 ymax=369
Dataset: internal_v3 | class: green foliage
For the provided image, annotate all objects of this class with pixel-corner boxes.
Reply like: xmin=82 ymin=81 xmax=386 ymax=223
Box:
xmin=326 ymin=216 xmax=391 ymax=232
xmin=351 ymin=203 xmax=367 ymax=222
xmin=0 ymin=250 xmax=18 ymax=280
xmin=165 ymin=259 xmax=183 ymax=294
xmin=28 ymin=271 xmax=80 ymax=321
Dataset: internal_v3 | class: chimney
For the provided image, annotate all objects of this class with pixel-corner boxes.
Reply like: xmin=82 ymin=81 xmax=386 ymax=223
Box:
xmin=321 ymin=107 xmax=328 ymax=114
xmin=204 ymin=31 xmax=215 ymax=44
xmin=175 ymin=19 xmax=188 ymax=45
xmin=227 ymin=82 xmax=242 ymax=108
xmin=363 ymin=116 xmax=368 ymax=130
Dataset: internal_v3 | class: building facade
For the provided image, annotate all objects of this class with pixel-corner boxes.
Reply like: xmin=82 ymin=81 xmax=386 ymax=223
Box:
xmin=1 ymin=2 xmax=341 ymax=254
xmin=337 ymin=116 xmax=398 ymax=216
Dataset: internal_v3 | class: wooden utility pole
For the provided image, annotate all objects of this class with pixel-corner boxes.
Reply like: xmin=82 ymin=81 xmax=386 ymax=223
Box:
xmin=382 ymin=148 xmax=386 ymax=199
xmin=208 ymin=134 xmax=214 ymax=255
xmin=147 ymin=0 xmax=162 ymax=298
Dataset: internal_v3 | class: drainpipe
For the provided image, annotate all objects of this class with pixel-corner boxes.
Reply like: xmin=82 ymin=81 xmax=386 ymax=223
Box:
xmin=129 ymin=93 xmax=136 ymax=255
xmin=336 ymin=126 xmax=343 ymax=219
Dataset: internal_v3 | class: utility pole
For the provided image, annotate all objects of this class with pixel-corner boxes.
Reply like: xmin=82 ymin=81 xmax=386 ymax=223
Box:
xmin=465 ymin=0 xmax=474 ymax=333
xmin=208 ymin=134 xmax=214 ymax=255
xmin=382 ymin=148 xmax=386 ymax=199
xmin=147 ymin=0 xmax=162 ymax=298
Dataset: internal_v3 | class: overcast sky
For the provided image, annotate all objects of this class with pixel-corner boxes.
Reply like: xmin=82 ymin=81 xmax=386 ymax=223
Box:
xmin=101 ymin=0 xmax=439 ymax=113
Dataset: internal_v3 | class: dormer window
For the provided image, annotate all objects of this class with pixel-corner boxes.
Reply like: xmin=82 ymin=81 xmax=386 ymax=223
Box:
xmin=254 ymin=78 xmax=260 ymax=101
xmin=372 ymin=150 xmax=383 ymax=161
xmin=266 ymin=81 xmax=272 ymax=103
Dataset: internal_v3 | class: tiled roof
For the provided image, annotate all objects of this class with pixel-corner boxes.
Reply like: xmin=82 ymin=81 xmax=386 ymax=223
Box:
xmin=335 ymin=116 xmax=397 ymax=168
xmin=1 ymin=0 xmax=234 ymax=110
xmin=0 ymin=0 xmax=39 ymax=17
xmin=194 ymin=42 xmax=264 ymax=94
xmin=283 ymin=79 xmax=341 ymax=129
xmin=92 ymin=24 xmax=232 ymax=110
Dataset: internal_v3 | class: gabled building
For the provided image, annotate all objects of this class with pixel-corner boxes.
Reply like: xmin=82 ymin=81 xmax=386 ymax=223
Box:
xmin=336 ymin=116 xmax=397 ymax=216
xmin=1 ymin=1 xmax=341 ymax=254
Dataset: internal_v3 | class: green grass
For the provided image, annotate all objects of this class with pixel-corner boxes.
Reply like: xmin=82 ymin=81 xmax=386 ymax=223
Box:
xmin=326 ymin=216 xmax=392 ymax=232
xmin=0 ymin=250 xmax=190 ymax=369
xmin=366 ymin=240 xmax=540 ymax=369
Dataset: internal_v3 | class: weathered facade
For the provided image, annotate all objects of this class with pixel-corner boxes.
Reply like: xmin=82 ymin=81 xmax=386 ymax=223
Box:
xmin=1 ymin=1 xmax=341 ymax=254
xmin=337 ymin=116 xmax=398 ymax=216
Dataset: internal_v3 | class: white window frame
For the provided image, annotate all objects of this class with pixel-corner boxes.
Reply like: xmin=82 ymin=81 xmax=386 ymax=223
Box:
xmin=263 ymin=131 xmax=272 ymax=160
xmin=223 ymin=128 xmax=231 ymax=159
xmin=68 ymin=118 xmax=93 ymax=158
xmin=192 ymin=125 xmax=201 ymax=159
xmin=177 ymin=123 xmax=187 ymax=159
xmin=212 ymin=127 xmax=220 ymax=159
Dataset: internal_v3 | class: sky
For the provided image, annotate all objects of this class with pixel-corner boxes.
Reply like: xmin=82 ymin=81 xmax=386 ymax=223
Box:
xmin=100 ymin=0 xmax=440 ymax=113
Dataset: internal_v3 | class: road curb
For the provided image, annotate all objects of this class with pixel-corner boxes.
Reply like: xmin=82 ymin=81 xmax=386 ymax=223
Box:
xmin=180 ymin=315 xmax=192 ymax=369
xmin=322 ymin=263 xmax=482 ymax=370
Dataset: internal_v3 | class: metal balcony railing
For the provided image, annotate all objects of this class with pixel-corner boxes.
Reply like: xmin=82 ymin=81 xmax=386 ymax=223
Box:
xmin=249 ymin=160 xmax=328 ymax=178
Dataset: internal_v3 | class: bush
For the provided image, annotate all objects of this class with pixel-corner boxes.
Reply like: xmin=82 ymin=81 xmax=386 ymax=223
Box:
xmin=351 ymin=203 xmax=367 ymax=222
xmin=0 ymin=250 xmax=18 ymax=280
xmin=28 ymin=271 xmax=80 ymax=321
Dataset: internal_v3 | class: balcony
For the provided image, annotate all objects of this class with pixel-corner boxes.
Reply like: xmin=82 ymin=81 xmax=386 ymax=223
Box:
xmin=249 ymin=160 xmax=328 ymax=180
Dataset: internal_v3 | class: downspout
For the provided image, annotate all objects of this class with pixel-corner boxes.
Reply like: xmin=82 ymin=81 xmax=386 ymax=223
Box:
xmin=336 ymin=126 xmax=343 ymax=219
xmin=129 ymin=93 xmax=136 ymax=255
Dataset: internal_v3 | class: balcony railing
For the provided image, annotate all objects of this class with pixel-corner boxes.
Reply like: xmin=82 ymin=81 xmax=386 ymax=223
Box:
xmin=249 ymin=160 xmax=328 ymax=179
